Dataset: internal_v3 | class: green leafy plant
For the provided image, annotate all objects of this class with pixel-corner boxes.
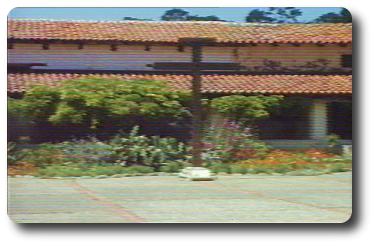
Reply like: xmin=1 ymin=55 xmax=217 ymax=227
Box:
xmin=160 ymin=160 xmax=189 ymax=173
xmin=326 ymin=134 xmax=342 ymax=154
xmin=230 ymin=165 xmax=248 ymax=174
xmin=16 ymin=78 xmax=190 ymax=130
xmin=37 ymin=163 xmax=130 ymax=177
xmin=7 ymin=142 xmax=26 ymax=165
xmin=21 ymin=144 xmax=65 ymax=168
xmin=110 ymin=126 xmax=190 ymax=169
xmin=16 ymin=127 xmax=190 ymax=173
xmin=327 ymin=134 xmax=341 ymax=148
xmin=211 ymin=95 xmax=283 ymax=124
xmin=124 ymin=165 xmax=155 ymax=174
xmin=248 ymin=167 xmax=272 ymax=174
xmin=20 ymin=86 xmax=61 ymax=124
xmin=207 ymin=163 xmax=232 ymax=174
xmin=59 ymin=138 xmax=116 ymax=165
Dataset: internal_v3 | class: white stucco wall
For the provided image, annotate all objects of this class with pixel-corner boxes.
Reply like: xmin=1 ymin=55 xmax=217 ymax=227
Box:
xmin=8 ymin=43 xmax=351 ymax=71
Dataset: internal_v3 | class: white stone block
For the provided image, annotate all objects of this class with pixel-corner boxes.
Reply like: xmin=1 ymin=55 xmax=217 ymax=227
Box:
xmin=179 ymin=167 xmax=216 ymax=181
xmin=342 ymin=145 xmax=352 ymax=158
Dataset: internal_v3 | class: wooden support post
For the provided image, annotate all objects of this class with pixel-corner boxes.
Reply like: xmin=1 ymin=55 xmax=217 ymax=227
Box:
xmin=191 ymin=44 xmax=204 ymax=167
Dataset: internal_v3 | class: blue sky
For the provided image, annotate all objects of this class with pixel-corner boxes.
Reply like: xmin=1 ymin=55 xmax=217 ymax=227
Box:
xmin=9 ymin=7 xmax=343 ymax=22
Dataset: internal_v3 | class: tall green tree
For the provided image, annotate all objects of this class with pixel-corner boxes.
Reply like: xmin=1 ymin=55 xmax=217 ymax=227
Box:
xmin=161 ymin=8 xmax=190 ymax=21
xmin=313 ymin=8 xmax=352 ymax=23
xmin=246 ymin=9 xmax=276 ymax=23
xmin=246 ymin=7 xmax=302 ymax=23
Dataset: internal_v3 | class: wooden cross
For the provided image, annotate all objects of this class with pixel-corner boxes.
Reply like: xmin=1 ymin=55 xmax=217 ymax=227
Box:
xmin=149 ymin=38 xmax=243 ymax=167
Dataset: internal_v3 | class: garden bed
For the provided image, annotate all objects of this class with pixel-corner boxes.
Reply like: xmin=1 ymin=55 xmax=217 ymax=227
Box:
xmin=8 ymin=148 xmax=351 ymax=178
xmin=209 ymin=149 xmax=351 ymax=175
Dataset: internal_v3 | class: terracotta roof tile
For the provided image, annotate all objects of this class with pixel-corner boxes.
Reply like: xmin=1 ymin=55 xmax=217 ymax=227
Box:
xmin=8 ymin=20 xmax=352 ymax=44
xmin=7 ymin=73 xmax=352 ymax=95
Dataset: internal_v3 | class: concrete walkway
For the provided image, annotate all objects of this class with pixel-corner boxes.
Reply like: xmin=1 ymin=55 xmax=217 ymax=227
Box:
xmin=8 ymin=172 xmax=352 ymax=223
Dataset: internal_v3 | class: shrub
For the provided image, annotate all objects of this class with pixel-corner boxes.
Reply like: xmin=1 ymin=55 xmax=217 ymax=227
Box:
xmin=272 ymin=164 xmax=294 ymax=174
xmin=160 ymin=160 xmax=189 ymax=173
xmin=206 ymin=95 xmax=281 ymax=163
xmin=203 ymin=121 xmax=269 ymax=163
xmin=37 ymin=163 xmax=129 ymax=177
xmin=9 ymin=78 xmax=191 ymax=142
xmin=36 ymin=164 xmax=156 ymax=177
xmin=59 ymin=138 xmax=115 ymax=165
xmin=8 ymin=98 xmax=34 ymax=141
xmin=22 ymin=144 xmax=65 ymax=168
xmin=7 ymin=142 xmax=26 ymax=166
xmin=21 ymin=86 xmax=61 ymax=124
xmin=327 ymin=163 xmax=351 ymax=173
xmin=210 ymin=95 xmax=283 ymax=124
xmin=124 ymin=165 xmax=155 ymax=174
xmin=207 ymin=163 xmax=232 ymax=174
xmin=10 ymin=127 xmax=191 ymax=174
xmin=22 ymin=78 xmax=189 ymax=129
xmin=248 ymin=167 xmax=272 ymax=174
xmin=230 ymin=165 xmax=248 ymax=174
xmin=38 ymin=164 xmax=85 ymax=177
xmin=110 ymin=126 xmax=190 ymax=169
xmin=326 ymin=134 xmax=342 ymax=154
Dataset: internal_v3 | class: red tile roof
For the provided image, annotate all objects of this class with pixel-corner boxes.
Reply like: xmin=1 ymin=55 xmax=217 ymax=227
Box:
xmin=8 ymin=20 xmax=352 ymax=44
xmin=7 ymin=73 xmax=352 ymax=95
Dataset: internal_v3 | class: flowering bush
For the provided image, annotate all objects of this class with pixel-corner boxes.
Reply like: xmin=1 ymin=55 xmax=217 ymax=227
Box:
xmin=210 ymin=149 xmax=352 ymax=175
xmin=204 ymin=95 xmax=282 ymax=164
xmin=203 ymin=120 xmax=269 ymax=164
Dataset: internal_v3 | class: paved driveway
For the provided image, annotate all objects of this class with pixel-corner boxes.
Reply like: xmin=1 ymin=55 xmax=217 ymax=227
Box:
xmin=8 ymin=172 xmax=352 ymax=223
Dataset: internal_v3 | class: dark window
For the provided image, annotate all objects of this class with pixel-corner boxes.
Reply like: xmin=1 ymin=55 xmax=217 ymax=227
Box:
xmin=341 ymin=54 xmax=352 ymax=68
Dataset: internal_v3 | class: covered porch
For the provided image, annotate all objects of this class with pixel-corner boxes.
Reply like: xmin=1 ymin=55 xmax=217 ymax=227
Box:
xmin=258 ymin=97 xmax=352 ymax=149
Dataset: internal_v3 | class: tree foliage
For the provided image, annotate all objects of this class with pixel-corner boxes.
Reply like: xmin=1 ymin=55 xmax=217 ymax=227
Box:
xmin=20 ymin=86 xmax=61 ymax=124
xmin=161 ymin=8 xmax=190 ymax=21
xmin=246 ymin=7 xmax=302 ymax=23
xmin=123 ymin=8 xmax=350 ymax=24
xmin=313 ymin=8 xmax=352 ymax=23
xmin=161 ymin=8 xmax=224 ymax=21
xmin=186 ymin=15 xmax=223 ymax=21
xmin=123 ymin=16 xmax=153 ymax=21
xmin=210 ymin=95 xmax=283 ymax=124
xmin=10 ymin=80 xmax=285 ymax=142
xmin=245 ymin=9 xmax=276 ymax=23
xmin=16 ymin=78 xmax=190 ymax=130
